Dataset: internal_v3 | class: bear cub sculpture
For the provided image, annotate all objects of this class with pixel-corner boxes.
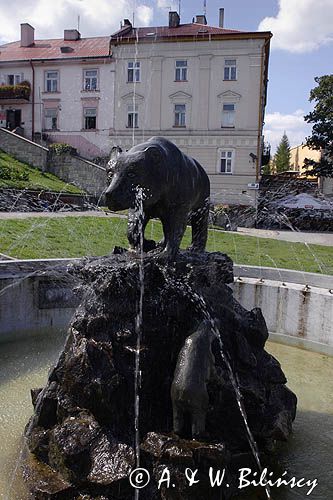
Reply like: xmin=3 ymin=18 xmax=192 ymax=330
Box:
xmin=171 ymin=320 xmax=222 ymax=438
xmin=105 ymin=137 xmax=210 ymax=260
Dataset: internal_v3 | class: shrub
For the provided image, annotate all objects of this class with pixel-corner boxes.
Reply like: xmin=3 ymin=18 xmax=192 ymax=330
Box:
xmin=0 ymin=164 xmax=29 ymax=182
xmin=49 ymin=143 xmax=77 ymax=156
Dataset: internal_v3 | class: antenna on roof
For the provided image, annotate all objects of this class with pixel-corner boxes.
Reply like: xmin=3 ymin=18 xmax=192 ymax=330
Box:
xmin=203 ymin=0 xmax=207 ymax=16
xmin=132 ymin=11 xmax=135 ymax=27
xmin=178 ymin=0 xmax=181 ymax=17
xmin=77 ymin=15 xmax=80 ymax=32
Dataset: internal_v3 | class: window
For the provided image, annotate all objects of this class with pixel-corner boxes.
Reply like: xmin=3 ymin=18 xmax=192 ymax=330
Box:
xmin=224 ymin=59 xmax=237 ymax=81
xmin=84 ymin=108 xmax=97 ymax=129
xmin=127 ymin=61 xmax=140 ymax=82
xmin=175 ymin=60 xmax=187 ymax=81
xmin=174 ymin=104 xmax=186 ymax=127
xmin=7 ymin=74 xmax=22 ymax=85
xmin=44 ymin=108 xmax=58 ymax=130
xmin=222 ymin=103 xmax=235 ymax=127
xmin=83 ymin=69 xmax=98 ymax=90
xmin=220 ymin=150 xmax=234 ymax=174
xmin=45 ymin=71 xmax=59 ymax=92
xmin=127 ymin=104 xmax=138 ymax=128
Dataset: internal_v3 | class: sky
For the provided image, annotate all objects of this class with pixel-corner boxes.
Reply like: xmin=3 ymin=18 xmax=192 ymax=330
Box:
xmin=0 ymin=0 xmax=332 ymax=152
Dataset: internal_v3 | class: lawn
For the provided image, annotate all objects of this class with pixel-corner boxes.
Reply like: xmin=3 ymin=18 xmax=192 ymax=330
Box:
xmin=0 ymin=216 xmax=332 ymax=275
xmin=0 ymin=150 xmax=83 ymax=193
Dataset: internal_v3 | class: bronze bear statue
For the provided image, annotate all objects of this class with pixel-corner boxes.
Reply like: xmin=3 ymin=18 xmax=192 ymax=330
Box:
xmin=105 ymin=137 xmax=210 ymax=260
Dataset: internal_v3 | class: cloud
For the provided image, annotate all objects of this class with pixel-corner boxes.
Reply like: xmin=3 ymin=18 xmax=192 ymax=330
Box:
xmin=258 ymin=0 xmax=333 ymax=53
xmin=264 ymin=110 xmax=312 ymax=152
xmin=157 ymin=0 xmax=178 ymax=12
xmin=0 ymin=0 xmax=153 ymax=44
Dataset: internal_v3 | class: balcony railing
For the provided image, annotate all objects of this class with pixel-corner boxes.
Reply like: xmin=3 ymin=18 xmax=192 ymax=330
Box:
xmin=261 ymin=143 xmax=271 ymax=166
xmin=0 ymin=81 xmax=31 ymax=100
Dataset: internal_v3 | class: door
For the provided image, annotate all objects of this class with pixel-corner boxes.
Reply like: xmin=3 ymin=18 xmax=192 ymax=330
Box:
xmin=6 ymin=109 xmax=21 ymax=130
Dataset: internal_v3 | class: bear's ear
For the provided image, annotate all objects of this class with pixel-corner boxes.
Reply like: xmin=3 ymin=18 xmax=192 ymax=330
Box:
xmin=145 ymin=146 xmax=162 ymax=165
xmin=107 ymin=146 xmax=122 ymax=174
xmin=110 ymin=146 xmax=122 ymax=161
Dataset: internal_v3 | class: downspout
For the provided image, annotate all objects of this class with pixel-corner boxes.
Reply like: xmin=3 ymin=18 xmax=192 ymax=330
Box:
xmin=256 ymin=37 xmax=271 ymax=181
xmin=29 ymin=59 xmax=35 ymax=141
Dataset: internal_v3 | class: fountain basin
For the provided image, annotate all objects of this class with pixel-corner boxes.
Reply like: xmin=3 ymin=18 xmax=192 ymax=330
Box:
xmin=1 ymin=259 xmax=332 ymax=354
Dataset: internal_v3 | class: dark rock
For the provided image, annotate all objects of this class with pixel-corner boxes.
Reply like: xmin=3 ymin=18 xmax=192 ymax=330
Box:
xmin=24 ymin=250 xmax=297 ymax=498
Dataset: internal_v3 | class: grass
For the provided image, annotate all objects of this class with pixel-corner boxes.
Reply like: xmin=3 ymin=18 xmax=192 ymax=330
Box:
xmin=0 ymin=150 xmax=83 ymax=194
xmin=0 ymin=216 xmax=332 ymax=275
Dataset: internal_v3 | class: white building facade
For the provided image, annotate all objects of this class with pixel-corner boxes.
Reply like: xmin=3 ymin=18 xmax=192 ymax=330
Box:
xmin=110 ymin=12 xmax=271 ymax=205
xmin=0 ymin=25 xmax=114 ymax=158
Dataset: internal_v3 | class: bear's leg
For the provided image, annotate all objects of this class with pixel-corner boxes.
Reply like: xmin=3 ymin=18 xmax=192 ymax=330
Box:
xmin=189 ymin=202 xmax=209 ymax=253
xmin=161 ymin=207 xmax=189 ymax=260
xmin=191 ymin=408 xmax=207 ymax=438
xmin=173 ymin=404 xmax=185 ymax=435
xmin=127 ymin=209 xmax=156 ymax=252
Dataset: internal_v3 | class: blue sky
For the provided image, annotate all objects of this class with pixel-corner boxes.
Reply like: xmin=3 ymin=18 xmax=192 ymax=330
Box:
xmin=0 ymin=0 xmax=332 ymax=151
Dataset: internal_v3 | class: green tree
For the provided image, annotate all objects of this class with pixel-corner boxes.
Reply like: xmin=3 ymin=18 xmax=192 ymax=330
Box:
xmin=274 ymin=132 xmax=291 ymax=173
xmin=304 ymin=75 xmax=333 ymax=178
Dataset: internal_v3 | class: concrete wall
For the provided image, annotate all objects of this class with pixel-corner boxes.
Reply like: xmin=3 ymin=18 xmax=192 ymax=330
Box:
xmin=48 ymin=152 xmax=107 ymax=196
xmin=0 ymin=127 xmax=48 ymax=170
xmin=0 ymin=259 xmax=79 ymax=343
xmin=1 ymin=260 xmax=332 ymax=355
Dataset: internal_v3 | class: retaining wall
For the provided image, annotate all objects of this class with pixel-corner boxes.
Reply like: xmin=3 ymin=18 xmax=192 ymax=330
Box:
xmin=0 ymin=128 xmax=107 ymax=196
xmin=48 ymin=152 xmax=107 ymax=197
xmin=0 ymin=128 xmax=48 ymax=170
xmin=0 ymin=259 xmax=332 ymax=354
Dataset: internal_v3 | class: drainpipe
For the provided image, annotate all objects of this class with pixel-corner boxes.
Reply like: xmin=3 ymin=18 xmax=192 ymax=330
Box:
xmin=29 ymin=59 xmax=35 ymax=140
xmin=256 ymin=37 xmax=271 ymax=181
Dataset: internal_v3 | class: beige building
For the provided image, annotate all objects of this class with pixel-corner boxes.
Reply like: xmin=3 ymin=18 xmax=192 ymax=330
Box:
xmin=290 ymin=144 xmax=321 ymax=175
xmin=110 ymin=11 xmax=271 ymax=206
xmin=290 ymin=144 xmax=333 ymax=196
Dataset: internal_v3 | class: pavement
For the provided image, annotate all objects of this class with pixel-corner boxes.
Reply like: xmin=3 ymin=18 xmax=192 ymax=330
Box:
xmin=235 ymin=227 xmax=333 ymax=247
xmin=0 ymin=210 xmax=332 ymax=247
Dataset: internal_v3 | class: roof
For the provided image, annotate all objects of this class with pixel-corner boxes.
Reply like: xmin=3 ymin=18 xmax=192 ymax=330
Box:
xmin=111 ymin=22 xmax=271 ymax=43
xmin=0 ymin=36 xmax=111 ymax=63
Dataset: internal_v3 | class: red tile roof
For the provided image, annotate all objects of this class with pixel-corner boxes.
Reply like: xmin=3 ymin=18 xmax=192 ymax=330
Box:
xmin=0 ymin=36 xmax=111 ymax=63
xmin=111 ymin=23 xmax=269 ymax=43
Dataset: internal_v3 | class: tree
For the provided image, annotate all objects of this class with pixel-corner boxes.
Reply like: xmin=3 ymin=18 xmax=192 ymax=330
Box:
xmin=274 ymin=132 xmax=291 ymax=173
xmin=304 ymin=75 xmax=333 ymax=178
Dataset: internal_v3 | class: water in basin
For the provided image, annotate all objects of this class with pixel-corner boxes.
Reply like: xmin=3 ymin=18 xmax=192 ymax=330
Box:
xmin=0 ymin=334 xmax=332 ymax=499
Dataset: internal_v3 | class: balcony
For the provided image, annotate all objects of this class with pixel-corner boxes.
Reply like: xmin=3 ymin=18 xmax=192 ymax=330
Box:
xmin=0 ymin=81 xmax=31 ymax=101
xmin=261 ymin=143 xmax=271 ymax=166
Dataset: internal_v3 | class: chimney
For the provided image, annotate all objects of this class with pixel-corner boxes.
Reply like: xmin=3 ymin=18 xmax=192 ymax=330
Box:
xmin=20 ymin=23 xmax=35 ymax=47
xmin=195 ymin=15 xmax=207 ymax=25
xmin=169 ymin=11 xmax=180 ymax=28
xmin=219 ymin=8 xmax=225 ymax=28
xmin=64 ymin=29 xmax=81 ymax=41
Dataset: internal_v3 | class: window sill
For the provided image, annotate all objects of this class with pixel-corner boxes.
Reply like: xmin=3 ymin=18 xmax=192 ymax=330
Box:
xmin=41 ymin=91 xmax=61 ymax=94
xmin=223 ymin=79 xmax=237 ymax=82
xmin=127 ymin=81 xmax=141 ymax=84
xmin=126 ymin=126 xmax=139 ymax=129
xmin=221 ymin=126 xmax=235 ymax=129
xmin=174 ymin=80 xmax=188 ymax=82
xmin=45 ymin=129 xmax=59 ymax=132
xmin=81 ymin=128 xmax=98 ymax=132
xmin=219 ymin=172 xmax=233 ymax=175
xmin=81 ymin=89 xmax=100 ymax=93
xmin=173 ymin=125 xmax=186 ymax=128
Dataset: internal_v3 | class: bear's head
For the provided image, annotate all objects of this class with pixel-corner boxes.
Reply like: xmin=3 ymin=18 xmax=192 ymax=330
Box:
xmin=105 ymin=145 xmax=163 ymax=211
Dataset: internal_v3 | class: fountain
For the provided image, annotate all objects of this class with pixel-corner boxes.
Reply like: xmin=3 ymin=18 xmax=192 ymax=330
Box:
xmin=22 ymin=138 xmax=298 ymax=499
